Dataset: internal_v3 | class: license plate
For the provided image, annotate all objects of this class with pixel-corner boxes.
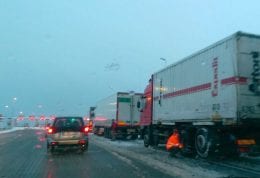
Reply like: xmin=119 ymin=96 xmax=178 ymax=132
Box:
xmin=61 ymin=132 xmax=67 ymax=136
xmin=61 ymin=132 xmax=73 ymax=137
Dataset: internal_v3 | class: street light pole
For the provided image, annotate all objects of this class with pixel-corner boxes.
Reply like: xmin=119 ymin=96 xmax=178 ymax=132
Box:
xmin=11 ymin=97 xmax=18 ymax=119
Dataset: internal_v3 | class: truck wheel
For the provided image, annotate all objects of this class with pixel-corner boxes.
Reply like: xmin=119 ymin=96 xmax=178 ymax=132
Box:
xmin=107 ymin=128 xmax=111 ymax=139
xmin=153 ymin=130 xmax=159 ymax=147
xmin=195 ymin=128 xmax=212 ymax=158
xmin=111 ymin=131 xmax=116 ymax=141
xmin=104 ymin=128 xmax=108 ymax=138
xmin=144 ymin=131 xmax=150 ymax=147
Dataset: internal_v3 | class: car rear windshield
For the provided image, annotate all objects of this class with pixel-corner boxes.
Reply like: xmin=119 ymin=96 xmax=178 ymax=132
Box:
xmin=53 ymin=117 xmax=84 ymax=131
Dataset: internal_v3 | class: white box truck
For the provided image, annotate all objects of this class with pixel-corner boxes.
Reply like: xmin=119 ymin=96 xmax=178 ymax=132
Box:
xmin=94 ymin=92 xmax=142 ymax=139
xmin=138 ymin=32 xmax=260 ymax=157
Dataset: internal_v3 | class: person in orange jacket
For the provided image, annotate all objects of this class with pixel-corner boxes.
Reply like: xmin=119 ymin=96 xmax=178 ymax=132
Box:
xmin=166 ymin=129 xmax=183 ymax=155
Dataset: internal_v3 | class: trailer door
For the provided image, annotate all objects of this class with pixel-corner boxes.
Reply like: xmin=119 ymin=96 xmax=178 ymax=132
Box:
xmin=237 ymin=36 xmax=260 ymax=122
xmin=117 ymin=96 xmax=131 ymax=126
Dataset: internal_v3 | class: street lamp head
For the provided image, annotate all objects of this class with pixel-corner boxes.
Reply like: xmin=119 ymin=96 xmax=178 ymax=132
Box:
xmin=160 ymin=58 xmax=167 ymax=62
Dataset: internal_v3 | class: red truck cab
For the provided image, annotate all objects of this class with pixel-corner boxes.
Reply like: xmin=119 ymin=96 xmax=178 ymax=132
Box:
xmin=139 ymin=79 xmax=153 ymax=126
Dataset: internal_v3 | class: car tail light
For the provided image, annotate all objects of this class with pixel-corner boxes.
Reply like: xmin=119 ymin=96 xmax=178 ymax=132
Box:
xmin=48 ymin=127 xmax=56 ymax=134
xmin=48 ymin=128 xmax=53 ymax=134
xmin=51 ymin=141 xmax=58 ymax=145
xmin=81 ymin=126 xmax=89 ymax=135
xmin=84 ymin=127 xmax=89 ymax=132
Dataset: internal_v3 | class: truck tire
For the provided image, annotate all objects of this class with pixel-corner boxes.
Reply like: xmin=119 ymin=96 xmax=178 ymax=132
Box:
xmin=144 ymin=130 xmax=150 ymax=147
xmin=195 ymin=127 xmax=212 ymax=158
xmin=108 ymin=128 xmax=112 ymax=139
xmin=153 ymin=130 xmax=159 ymax=147
xmin=104 ymin=128 xmax=110 ymax=138
xmin=111 ymin=130 xmax=116 ymax=141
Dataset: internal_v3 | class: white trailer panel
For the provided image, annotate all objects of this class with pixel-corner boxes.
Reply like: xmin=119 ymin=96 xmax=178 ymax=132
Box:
xmin=153 ymin=32 xmax=260 ymax=125
xmin=94 ymin=94 xmax=117 ymax=127
xmin=94 ymin=92 xmax=142 ymax=127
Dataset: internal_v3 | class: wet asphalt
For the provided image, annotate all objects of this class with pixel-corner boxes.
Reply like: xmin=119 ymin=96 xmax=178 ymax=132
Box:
xmin=0 ymin=129 xmax=174 ymax=178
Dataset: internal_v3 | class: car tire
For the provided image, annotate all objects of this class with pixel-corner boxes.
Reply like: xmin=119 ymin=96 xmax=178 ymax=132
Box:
xmin=79 ymin=147 xmax=87 ymax=154
xmin=80 ymin=144 xmax=88 ymax=152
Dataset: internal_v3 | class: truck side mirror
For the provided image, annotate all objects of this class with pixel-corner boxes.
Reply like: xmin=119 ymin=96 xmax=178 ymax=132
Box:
xmin=137 ymin=101 xmax=144 ymax=112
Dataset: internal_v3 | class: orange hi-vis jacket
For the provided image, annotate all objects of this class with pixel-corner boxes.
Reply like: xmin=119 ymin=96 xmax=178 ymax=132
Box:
xmin=166 ymin=131 xmax=183 ymax=151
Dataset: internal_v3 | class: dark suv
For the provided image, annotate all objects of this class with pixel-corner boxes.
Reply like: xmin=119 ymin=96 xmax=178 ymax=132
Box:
xmin=46 ymin=116 xmax=89 ymax=153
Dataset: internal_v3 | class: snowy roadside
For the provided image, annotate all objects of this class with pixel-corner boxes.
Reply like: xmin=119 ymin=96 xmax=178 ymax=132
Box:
xmin=90 ymin=135 xmax=225 ymax=178
xmin=0 ymin=127 xmax=43 ymax=134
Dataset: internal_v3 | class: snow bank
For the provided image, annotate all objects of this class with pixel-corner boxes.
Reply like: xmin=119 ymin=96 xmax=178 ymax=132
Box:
xmin=0 ymin=127 xmax=25 ymax=134
xmin=91 ymin=135 xmax=225 ymax=178
xmin=0 ymin=127 xmax=43 ymax=134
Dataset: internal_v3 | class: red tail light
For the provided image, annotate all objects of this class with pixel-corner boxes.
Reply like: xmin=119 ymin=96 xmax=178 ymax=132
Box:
xmin=84 ymin=127 xmax=89 ymax=132
xmin=47 ymin=127 xmax=56 ymax=134
xmin=48 ymin=128 xmax=53 ymax=134
xmin=81 ymin=126 xmax=89 ymax=135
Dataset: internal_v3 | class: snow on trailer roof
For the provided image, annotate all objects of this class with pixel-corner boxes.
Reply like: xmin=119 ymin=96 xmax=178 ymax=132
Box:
xmin=97 ymin=92 xmax=142 ymax=101
xmin=95 ymin=92 xmax=143 ymax=105
xmin=116 ymin=92 xmax=143 ymax=95
xmin=154 ymin=31 xmax=260 ymax=75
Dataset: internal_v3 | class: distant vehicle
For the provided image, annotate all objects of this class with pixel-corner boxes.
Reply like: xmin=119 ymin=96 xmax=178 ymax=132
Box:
xmin=138 ymin=32 xmax=260 ymax=158
xmin=93 ymin=92 xmax=142 ymax=139
xmin=46 ymin=116 xmax=89 ymax=153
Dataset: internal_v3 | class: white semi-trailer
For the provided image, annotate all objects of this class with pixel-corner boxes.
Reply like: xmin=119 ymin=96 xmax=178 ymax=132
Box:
xmin=138 ymin=32 xmax=260 ymax=157
xmin=94 ymin=92 xmax=142 ymax=139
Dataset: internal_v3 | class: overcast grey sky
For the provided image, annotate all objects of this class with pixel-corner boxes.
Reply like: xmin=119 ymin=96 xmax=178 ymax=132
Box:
xmin=1 ymin=0 xmax=260 ymax=117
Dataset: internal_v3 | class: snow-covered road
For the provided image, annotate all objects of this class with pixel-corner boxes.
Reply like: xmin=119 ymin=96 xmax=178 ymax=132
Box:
xmin=0 ymin=127 xmax=43 ymax=134
xmin=91 ymin=135 xmax=225 ymax=178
